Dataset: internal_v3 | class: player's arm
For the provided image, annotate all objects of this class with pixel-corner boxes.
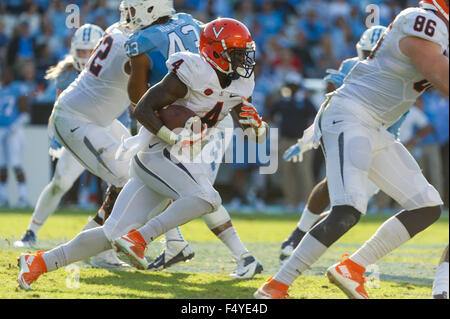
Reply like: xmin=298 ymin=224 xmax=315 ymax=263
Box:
xmin=133 ymin=72 xmax=188 ymax=144
xmin=128 ymin=54 xmax=152 ymax=106
xmin=399 ymin=36 xmax=449 ymax=97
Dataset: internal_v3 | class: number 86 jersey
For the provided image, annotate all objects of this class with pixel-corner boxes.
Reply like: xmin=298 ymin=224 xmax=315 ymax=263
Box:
xmin=56 ymin=24 xmax=130 ymax=127
xmin=335 ymin=7 xmax=448 ymax=127
xmin=166 ymin=51 xmax=255 ymax=128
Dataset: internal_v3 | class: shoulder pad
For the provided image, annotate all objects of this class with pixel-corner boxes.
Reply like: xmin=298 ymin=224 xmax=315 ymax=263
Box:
xmin=339 ymin=57 xmax=359 ymax=76
xmin=125 ymin=28 xmax=163 ymax=57
xmin=166 ymin=52 xmax=211 ymax=90
xmin=399 ymin=8 xmax=448 ymax=49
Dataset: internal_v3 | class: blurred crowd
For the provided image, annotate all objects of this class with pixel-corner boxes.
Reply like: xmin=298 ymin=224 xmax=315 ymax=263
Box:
xmin=0 ymin=0 xmax=448 ymax=212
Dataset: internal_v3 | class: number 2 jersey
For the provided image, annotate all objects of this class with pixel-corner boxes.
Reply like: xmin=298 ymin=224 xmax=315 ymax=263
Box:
xmin=166 ymin=51 xmax=255 ymax=127
xmin=334 ymin=7 xmax=448 ymax=127
xmin=55 ymin=23 xmax=130 ymax=127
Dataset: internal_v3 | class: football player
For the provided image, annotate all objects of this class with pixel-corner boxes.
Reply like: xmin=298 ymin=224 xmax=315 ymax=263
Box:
xmin=432 ymin=244 xmax=449 ymax=299
xmin=278 ymin=25 xmax=390 ymax=264
xmin=256 ymin=0 xmax=448 ymax=299
xmin=16 ymin=18 xmax=266 ymax=290
xmin=122 ymin=0 xmax=262 ymax=278
xmin=0 ymin=67 xmax=31 ymax=208
xmin=12 ymin=23 xmax=132 ymax=269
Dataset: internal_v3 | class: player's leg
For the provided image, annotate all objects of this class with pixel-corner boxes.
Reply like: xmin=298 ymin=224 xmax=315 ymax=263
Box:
xmin=17 ymin=177 xmax=169 ymax=290
xmin=432 ymin=245 xmax=449 ymax=299
xmin=14 ymin=148 xmax=85 ymax=247
xmin=328 ymin=140 xmax=442 ymax=299
xmin=256 ymin=109 xmax=369 ymax=299
xmin=279 ymin=177 xmax=330 ymax=263
xmin=51 ymin=115 xmax=131 ymax=188
xmin=0 ymin=129 xmax=8 ymax=207
xmin=52 ymin=115 xmax=133 ymax=268
xmin=113 ymin=151 xmax=221 ymax=269
xmin=8 ymin=127 xmax=29 ymax=207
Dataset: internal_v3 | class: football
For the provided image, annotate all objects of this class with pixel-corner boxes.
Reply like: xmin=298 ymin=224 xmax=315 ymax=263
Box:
xmin=158 ymin=104 xmax=202 ymax=132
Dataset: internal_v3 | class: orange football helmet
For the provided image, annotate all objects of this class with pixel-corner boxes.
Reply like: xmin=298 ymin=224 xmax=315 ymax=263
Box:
xmin=421 ymin=0 xmax=449 ymax=21
xmin=200 ymin=18 xmax=256 ymax=79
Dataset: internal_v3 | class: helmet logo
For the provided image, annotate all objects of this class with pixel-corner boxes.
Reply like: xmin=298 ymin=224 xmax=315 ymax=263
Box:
xmin=212 ymin=27 xmax=225 ymax=39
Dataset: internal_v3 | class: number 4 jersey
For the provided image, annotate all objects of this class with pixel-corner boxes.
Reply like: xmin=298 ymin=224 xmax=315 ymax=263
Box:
xmin=56 ymin=23 xmax=130 ymax=127
xmin=166 ymin=51 xmax=255 ymax=128
xmin=335 ymin=7 xmax=448 ymax=127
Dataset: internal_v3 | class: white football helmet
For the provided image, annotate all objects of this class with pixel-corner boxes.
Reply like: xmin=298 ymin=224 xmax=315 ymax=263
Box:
xmin=120 ymin=0 xmax=174 ymax=32
xmin=70 ymin=24 xmax=104 ymax=72
xmin=356 ymin=25 xmax=387 ymax=60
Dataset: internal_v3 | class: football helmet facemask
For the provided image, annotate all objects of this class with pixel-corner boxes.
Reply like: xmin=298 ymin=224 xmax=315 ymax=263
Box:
xmin=200 ymin=18 xmax=256 ymax=80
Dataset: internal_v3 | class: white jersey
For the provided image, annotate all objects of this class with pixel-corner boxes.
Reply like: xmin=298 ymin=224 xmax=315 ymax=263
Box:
xmin=166 ymin=51 xmax=255 ymax=127
xmin=56 ymin=24 xmax=130 ymax=127
xmin=335 ymin=7 xmax=448 ymax=127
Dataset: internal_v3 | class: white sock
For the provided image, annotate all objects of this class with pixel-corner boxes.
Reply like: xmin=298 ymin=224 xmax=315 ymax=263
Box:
xmin=217 ymin=226 xmax=248 ymax=259
xmin=350 ymin=216 xmax=411 ymax=268
xmin=297 ymin=207 xmax=322 ymax=232
xmin=432 ymin=262 xmax=449 ymax=297
xmin=81 ymin=217 xmax=102 ymax=232
xmin=27 ymin=180 xmax=68 ymax=235
xmin=139 ymin=197 xmax=213 ymax=244
xmin=28 ymin=219 xmax=42 ymax=235
xmin=274 ymin=233 xmax=328 ymax=286
xmin=18 ymin=183 xmax=28 ymax=200
xmin=42 ymin=227 xmax=111 ymax=272
xmin=164 ymin=227 xmax=185 ymax=242
xmin=0 ymin=183 xmax=7 ymax=200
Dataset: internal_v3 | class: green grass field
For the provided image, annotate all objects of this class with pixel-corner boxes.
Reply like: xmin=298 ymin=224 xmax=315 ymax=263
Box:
xmin=0 ymin=209 xmax=448 ymax=299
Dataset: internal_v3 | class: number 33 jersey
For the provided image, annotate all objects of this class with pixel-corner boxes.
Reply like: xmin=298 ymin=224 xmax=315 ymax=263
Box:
xmin=166 ymin=51 xmax=255 ymax=128
xmin=335 ymin=7 xmax=448 ymax=127
xmin=56 ymin=24 xmax=130 ymax=127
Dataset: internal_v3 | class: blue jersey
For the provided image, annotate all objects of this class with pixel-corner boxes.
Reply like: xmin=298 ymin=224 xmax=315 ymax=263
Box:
xmin=55 ymin=67 xmax=79 ymax=92
xmin=0 ymin=81 xmax=31 ymax=127
xmin=125 ymin=13 xmax=202 ymax=87
xmin=324 ymin=56 xmax=406 ymax=139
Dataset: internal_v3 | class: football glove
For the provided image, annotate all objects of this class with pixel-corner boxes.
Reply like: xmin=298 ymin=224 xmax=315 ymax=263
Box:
xmin=324 ymin=68 xmax=345 ymax=88
xmin=239 ymin=97 xmax=267 ymax=137
xmin=115 ymin=126 xmax=153 ymax=161
xmin=283 ymin=142 xmax=304 ymax=163
xmin=157 ymin=116 xmax=208 ymax=147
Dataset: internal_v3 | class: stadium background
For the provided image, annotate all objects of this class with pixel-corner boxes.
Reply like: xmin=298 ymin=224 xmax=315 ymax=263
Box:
xmin=0 ymin=0 xmax=448 ymax=214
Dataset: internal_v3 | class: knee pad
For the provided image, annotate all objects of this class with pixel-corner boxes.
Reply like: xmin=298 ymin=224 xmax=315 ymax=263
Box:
xmin=310 ymin=205 xmax=361 ymax=247
xmin=51 ymin=172 xmax=74 ymax=194
xmin=203 ymin=205 xmax=230 ymax=229
xmin=197 ymin=187 xmax=222 ymax=212
xmin=396 ymin=205 xmax=442 ymax=238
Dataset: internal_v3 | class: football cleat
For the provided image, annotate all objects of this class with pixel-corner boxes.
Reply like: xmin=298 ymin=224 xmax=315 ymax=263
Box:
xmin=17 ymin=250 xmax=47 ymax=290
xmin=147 ymin=240 xmax=195 ymax=271
xmin=326 ymin=254 xmax=369 ymax=299
xmin=432 ymin=292 xmax=448 ymax=299
xmin=279 ymin=228 xmax=305 ymax=264
xmin=230 ymin=252 xmax=264 ymax=279
xmin=14 ymin=230 xmax=37 ymax=248
xmin=254 ymin=276 xmax=289 ymax=299
xmin=113 ymin=229 xmax=148 ymax=270
xmin=89 ymin=249 xmax=131 ymax=270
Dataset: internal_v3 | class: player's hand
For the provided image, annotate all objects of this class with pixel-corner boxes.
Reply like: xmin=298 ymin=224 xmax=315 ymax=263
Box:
xmin=283 ymin=142 xmax=303 ymax=163
xmin=115 ymin=127 xmax=153 ymax=161
xmin=157 ymin=116 xmax=208 ymax=147
xmin=239 ymin=97 xmax=263 ymax=129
